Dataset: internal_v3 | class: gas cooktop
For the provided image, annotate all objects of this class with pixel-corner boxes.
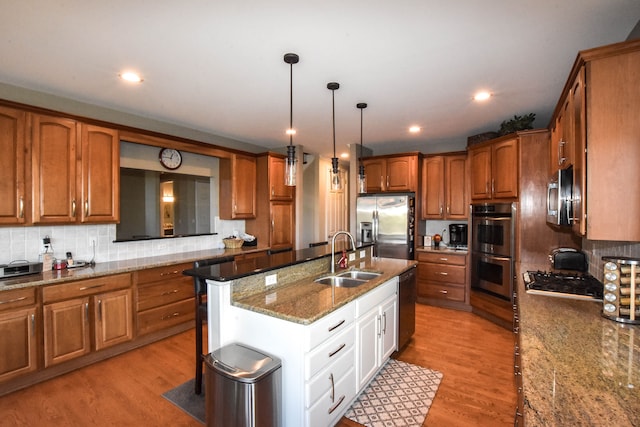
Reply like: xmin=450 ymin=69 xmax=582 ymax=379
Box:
xmin=523 ymin=270 xmax=604 ymax=301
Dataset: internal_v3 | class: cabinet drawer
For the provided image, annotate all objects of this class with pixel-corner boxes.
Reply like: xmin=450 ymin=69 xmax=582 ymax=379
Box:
xmin=418 ymin=262 xmax=465 ymax=285
xmin=418 ymin=282 xmax=465 ymax=302
xmin=136 ymin=298 xmax=194 ymax=336
xmin=43 ymin=273 xmax=131 ymax=303
xmin=0 ymin=287 xmax=36 ymax=311
xmin=307 ymin=365 xmax=356 ymax=427
xmin=356 ymin=278 xmax=397 ymax=317
xmin=305 ymin=346 xmax=354 ymax=408
xmin=417 ymin=251 xmax=466 ymax=265
xmin=134 ymin=262 xmax=192 ymax=285
xmin=306 ymin=302 xmax=355 ymax=351
xmin=305 ymin=324 xmax=355 ymax=380
xmin=136 ymin=277 xmax=194 ymax=312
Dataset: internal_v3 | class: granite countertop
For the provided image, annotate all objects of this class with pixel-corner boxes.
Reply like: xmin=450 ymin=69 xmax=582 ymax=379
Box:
xmin=233 ymin=257 xmax=416 ymax=325
xmin=517 ymin=262 xmax=640 ymax=426
xmin=0 ymin=245 xmax=270 ymax=291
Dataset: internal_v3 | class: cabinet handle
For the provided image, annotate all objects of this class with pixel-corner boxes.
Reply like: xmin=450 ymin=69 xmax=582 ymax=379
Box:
xmin=439 ymin=290 xmax=448 ymax=294
xmin=329 ymin=373 xmax=335 ymax=402
xmin=84 ymin=199 xmax=89 ymax=217
xmin=19 ymin=196 xmax=24 ymax=218
xmin=85 ymin=302 xmax=89 ymax=322
xmin=386 ymin=176 xmax=390 ymax=188
xmin=439 ymin=205 xmax=443 ymax=215
xmin=328 ymin=319 xmax=345 ymax=332
xmin=159 ymin=270 xmax=180 ymax=276
xmin=380 ymin=176 xmax=384 ymax=190
xmin=31 ymin=313 xmax=35 ymax=336
xmin=162 ymin=312 xmax=180 ymax=320
xmin=446 ymin=205 xmax=450 ymax=214
xmin=377 ymin=315 xmax=382 ymax=337
xmin=98 ymin=299 xmax=102 ymax=322
xmin=383 ymin=312 xmax=387 ymax=334
xmin=491 ymin=179 xmax=495 ymax=195
xmin=271 ymin=186 xmax=274 ymax=196
xmin=558 ymin=140 xmax=566 ymax=165
xmin=438 ymin=271 xmax=448 ymax=276
xmin=72 ymin=199 xmax=76 ymax=217
xmin=328 ymin=395 xmax=345 ymax=414
xmin=79 ymin=284 xmax=104 ymax=291
xmin=0 ymin=296 xmax=27 ymax=305
xmin=438 ymin=257 xmax=448 ymax=261
xmin=161 ymin=289 xmax=179 ymax=296
xmin=328 ymin=343 xmax=346 ymax=358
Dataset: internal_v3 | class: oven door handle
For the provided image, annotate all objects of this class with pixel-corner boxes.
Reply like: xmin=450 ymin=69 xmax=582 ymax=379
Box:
xmin=477 ymin=253 xmax=511 ymax=263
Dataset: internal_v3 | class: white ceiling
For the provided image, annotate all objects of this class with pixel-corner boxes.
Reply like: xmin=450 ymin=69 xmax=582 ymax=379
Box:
xmin=1 ymin=1 xmax=638 ymax=160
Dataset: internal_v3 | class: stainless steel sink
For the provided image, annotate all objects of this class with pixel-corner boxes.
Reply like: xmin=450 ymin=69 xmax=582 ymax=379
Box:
xmin=336 ymin=271 xmax=381 ymax=280
xmin=314 ymin=276 xmax=367 ymax=288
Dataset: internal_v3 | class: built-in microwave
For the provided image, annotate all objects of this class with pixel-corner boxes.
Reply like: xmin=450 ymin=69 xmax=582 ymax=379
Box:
xmin=547 ymin=166 xmax=573 ymax=226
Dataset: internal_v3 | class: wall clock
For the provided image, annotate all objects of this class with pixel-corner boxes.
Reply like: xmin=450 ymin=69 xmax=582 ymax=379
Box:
xmin=159 ymin=148 xmax=182 ymax=170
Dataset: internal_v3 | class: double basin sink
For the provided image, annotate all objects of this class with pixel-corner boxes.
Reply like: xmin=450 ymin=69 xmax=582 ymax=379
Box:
xmin=314 ymin=270 xmax=381 ymax=288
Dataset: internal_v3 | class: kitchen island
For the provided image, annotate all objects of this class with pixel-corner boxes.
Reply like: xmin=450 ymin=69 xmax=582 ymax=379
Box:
xmin=185 ymin=246 xmax=416 ymax=426
xmin=517 ymin=262 xmax=639 ymax=426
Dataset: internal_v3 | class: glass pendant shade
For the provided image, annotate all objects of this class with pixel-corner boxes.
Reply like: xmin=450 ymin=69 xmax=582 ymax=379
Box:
xmin=331 ymin=157 xmax=342 ymax=191
xmin=285 ymin=145 xmax=297 ymax=186
xmin=284 ymin=53 xmax=299 ymax=186
xmin=358 ymin=165 xmax=367 ymax=194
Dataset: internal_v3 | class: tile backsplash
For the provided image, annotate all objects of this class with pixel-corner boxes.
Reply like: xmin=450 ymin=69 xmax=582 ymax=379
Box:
xmin=582 ymin=239 xmax=640 ymax=280
xmin=1 ymin=217 xmax=245 ymax=266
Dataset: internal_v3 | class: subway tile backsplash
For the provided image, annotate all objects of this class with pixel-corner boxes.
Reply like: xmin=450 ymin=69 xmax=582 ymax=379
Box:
xmin=582 ymin=239 xmax=640 ymax=281
xmin=1 ymin=217 xmax=245 ymax=266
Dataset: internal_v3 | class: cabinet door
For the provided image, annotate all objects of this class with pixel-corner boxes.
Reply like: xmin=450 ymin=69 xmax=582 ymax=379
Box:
xmin=491 ymin=139 xmax=518 ymax=199
xmin=446 ymin=155 xmax=468 ymax=219
xmin=31 ymin=114 xmax=78 ymax=223
xmin=79 ymin=124 xmax=119 ymax=223
xmin=421 ymin=156 xmax=444 ymax=219
xmin=469 ymin=146 xmax=492 ymax=200
xmin=362 ymin=158 xmax=385 ymax=192
xmin=222 ymin=154 xmax=256 ymax=219
xmin=571 ymin=67 xmax=586 ymax=236
xmin=0 ymin=307 xmax=37 ymax=382
xmin=356 ymin=307 xmax=380 ymax=390
xmin=44 ymin=297 xmax=90 ymax=367
xmin=269 ymin=156 xmax=293 ymax=201
xmin=380 ymin=295 xmax=397 ymax=361
xmin=94 ymin=289 xmax=133 ymax=351
xmin=270 ymin=201 xmax=294 ymax=249
xmin=386 ymin=156 xmax=417 ymax=192
xmin=0 ymin=106 xmax=27 ymax=225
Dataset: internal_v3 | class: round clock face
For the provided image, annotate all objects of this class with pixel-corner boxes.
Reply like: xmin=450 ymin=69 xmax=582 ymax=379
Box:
xmin=159 ymin=148 xmax=182 ymax=170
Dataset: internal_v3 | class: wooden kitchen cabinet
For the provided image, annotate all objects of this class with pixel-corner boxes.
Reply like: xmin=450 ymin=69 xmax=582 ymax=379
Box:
xmin=469 ymin=137 xmax=518 ymax=201
xmin=421 ymin=153 xmax=468 ymax=220
xmin=362 ymin=153 xmax=419 ymax=193
xmin=417 ymin=251 xmax=468 ymax=309
xmin=30 ymin=113 xmax=120 ymax=224
xmin=42 ymin=273 xmax=133 ymax=367
xmin=0 ymin=288 xmax=37 ymax=383
xmin=267 ymin=155 xmax=294 ymax=201
xmin=219 ymin=153 xmax=256 ymax=219
xmin=134 ymin=262 xmax=195 ymax=336
xmin=0 ymin=106 xmax=27 ymax=225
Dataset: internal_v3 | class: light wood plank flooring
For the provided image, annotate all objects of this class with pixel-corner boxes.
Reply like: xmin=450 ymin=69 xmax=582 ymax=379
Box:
xmin=0 ymin=304 xmax=515 ymax=426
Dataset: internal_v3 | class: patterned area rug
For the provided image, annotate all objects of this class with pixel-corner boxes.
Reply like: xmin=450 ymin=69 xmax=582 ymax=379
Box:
xmin=344 ymin=359 xmax=443 ymax=427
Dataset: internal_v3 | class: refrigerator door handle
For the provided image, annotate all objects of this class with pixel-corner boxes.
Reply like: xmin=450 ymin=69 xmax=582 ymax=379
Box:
xmin=373 ymin=210 xmax=378 ymax=242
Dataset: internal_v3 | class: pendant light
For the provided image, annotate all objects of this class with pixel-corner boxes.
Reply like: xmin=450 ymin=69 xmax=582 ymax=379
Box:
xmin=357 ymin=102 xmax=367 ymax=194
xmin=284 ymin=53 xmax=299 ymax=186
xmin=327 ymin=82 xmax=342 ymax=191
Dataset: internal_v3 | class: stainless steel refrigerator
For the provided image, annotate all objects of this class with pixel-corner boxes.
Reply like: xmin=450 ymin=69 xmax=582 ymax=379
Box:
xmin=356 ymin=194 xmax=415 ymax=260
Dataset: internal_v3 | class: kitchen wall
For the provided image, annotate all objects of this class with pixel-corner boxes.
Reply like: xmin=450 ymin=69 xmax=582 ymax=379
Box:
xmin=0 ymin=218 xmax=245 ymax=266
xmin=583 ymin=240 xmax=640 ymax=280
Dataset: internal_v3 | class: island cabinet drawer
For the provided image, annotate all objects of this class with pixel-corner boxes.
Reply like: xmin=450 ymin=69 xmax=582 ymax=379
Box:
xmin=417 ymin=251 xmax=466 ymax=266
xmin=133 ymin=262 xmax=193 ymax=285
xmin=307 ymin=362 xmax=356 ymax=427
xmin=0 ymin=287 xmax=36 ymax=311
xmin=42 ymin=273 xmax=131 ymax=303
xmin=136 ymin=278 xmax=194 ymax=312
xmin=418 ymin=262 xmax=465 ymax=285
xmin=305 ymin=323 xmax=355 ymax=380
xmin=418 ymin=282 xmax=465 ymax=302
xmin=136 ymin=299 xmax=194 ymax=336
xmin=356 ymin=278 xmax=397 ymax=317
xmin=305 ymin=346 xmax=355 ymax=408
xmin=306 ymin=301 xmax=355 ymax=351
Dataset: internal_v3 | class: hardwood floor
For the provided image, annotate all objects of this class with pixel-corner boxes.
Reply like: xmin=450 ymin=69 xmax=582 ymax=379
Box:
xmin=0 ymin=304 xmax=515 ymax=426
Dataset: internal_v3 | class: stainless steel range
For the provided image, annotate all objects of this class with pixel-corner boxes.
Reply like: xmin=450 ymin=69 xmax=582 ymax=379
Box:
xmin=523 ymin=270 xmax=604 ymax=301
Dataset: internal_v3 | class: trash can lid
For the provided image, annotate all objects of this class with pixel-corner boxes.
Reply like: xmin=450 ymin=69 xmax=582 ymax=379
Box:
xmin=207 ymin=343 xmax=281 ymax=383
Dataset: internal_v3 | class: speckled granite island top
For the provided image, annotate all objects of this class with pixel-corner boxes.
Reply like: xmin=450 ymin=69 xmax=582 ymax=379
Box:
xmin=517 ymin=262 xmax=639 ymax=426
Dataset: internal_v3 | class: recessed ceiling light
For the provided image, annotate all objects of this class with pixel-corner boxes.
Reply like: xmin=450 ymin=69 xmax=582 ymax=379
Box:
xmin=473 ymin=91 xmax=491 ymax=101
xmin=409 ymin=126 xmax=421 ymax=133
xmin=119 ymin=71 xmax=143 ymax=83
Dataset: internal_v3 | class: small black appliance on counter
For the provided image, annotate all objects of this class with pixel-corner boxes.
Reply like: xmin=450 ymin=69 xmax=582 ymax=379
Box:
xmin=448 ymin=223 xmax=468 ymax=247
xmin=549 ymin=248 xmax=587 ymax=271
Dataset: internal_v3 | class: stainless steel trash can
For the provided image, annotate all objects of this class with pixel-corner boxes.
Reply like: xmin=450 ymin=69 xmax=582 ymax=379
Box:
xmin=204 ymin=343 xmax=282 ymax=427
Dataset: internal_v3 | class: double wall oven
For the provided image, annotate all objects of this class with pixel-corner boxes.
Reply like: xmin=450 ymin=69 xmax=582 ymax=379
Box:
xmin=471 ymin=203 xmax=515 ymax=300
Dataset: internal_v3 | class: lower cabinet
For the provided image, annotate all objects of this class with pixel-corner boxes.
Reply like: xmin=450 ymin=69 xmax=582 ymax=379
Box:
xmin=417 ymin=251 xmax=468 ymax=309
xmin=42 ymin=274 xmax=133 ymax=367
xmin=0 ymin=288 xmax=37 ymax=382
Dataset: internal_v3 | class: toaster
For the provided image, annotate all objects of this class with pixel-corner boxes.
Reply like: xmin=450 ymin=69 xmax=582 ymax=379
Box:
xmin=550 ymin=248 xmax=588 ymax=272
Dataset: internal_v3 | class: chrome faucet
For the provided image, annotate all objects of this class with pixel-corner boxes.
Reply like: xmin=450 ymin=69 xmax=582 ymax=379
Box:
xmin=331 ymin=231 xmax=356 ymax=274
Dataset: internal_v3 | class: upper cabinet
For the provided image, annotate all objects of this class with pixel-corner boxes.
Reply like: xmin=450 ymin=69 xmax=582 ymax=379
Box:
xmin=268 ymin=155 xmax=294 ymax=201
xmin=362 ymin=153 xmax=419 ymax=193
xmin=469 ymin=137 xmax=518 ymax=201
xmin=551 ymin=40 xmax=640 ymax=240
xmin=0 ymin=106 xmax=27 ymax=225
xmin=421 ymin=153 xmax=468 ymax=220
xmin=219 ymin=153 xmax=257 ymax=219
xmin=30 ymin=114 xmax=120 ymax=224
